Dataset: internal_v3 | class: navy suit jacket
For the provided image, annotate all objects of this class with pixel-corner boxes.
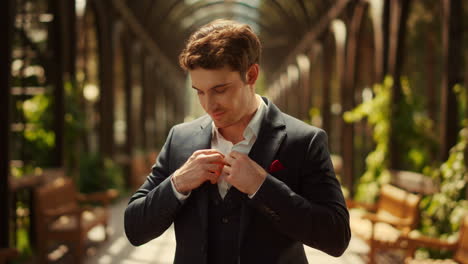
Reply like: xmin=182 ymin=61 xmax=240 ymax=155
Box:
xmin=125 ymin=97 xmax=351 ymax=264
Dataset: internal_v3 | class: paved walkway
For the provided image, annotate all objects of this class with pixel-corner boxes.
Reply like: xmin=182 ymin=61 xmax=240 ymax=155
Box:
xmin=84 ymin=198 xmax=369 ymax=264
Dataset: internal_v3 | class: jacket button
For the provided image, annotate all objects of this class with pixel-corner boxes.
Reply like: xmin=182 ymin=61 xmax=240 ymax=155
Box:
xmin=222 ymin=217 xmax=229 ymax=224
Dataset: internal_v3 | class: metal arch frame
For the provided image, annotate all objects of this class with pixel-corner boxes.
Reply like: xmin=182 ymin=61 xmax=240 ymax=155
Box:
xmin=142 ymin=0 xmax=324 ymax=37
xmin=269 ymin=0 xmax=303 ymax=33
xmin=143 ymin=0 xmax=183 ymax=30
xmin=123 ymin=0 xmax=335 ymax=70
xmin=153 ymin=13 xmax=278 ymax=57
xmin=151 ymin=5 xmax=281 ymax=46
xmin=154 ymin=14 xmax=289 ymax=62
xmin=148 ymin=0 xmax=268 ymax=35
xmin=173 ymin=1 xmax=262 ymax=20
xmin=144 ymin=0 xmax=271 ymax=27
xmin=274 ymin=0 xmax=352 ymax=78
xmin=127 ymin=0 xmax=149 ymax=23
xmin=143 ymin=0 xmax=159 ymax=27
xmin=181 ymin=11 xmax=275 ymax=36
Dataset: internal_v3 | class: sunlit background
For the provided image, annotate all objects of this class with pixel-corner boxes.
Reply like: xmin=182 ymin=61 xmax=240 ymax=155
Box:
xmin=1 ymin=0 xmax=468 ymax=263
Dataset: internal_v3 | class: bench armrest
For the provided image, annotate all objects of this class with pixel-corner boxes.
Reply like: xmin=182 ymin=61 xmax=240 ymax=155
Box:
xmin=77 ymin=189 xmax=119 ymax=206
xmin=401 ymin=233 xmax=458 ymax=251
xmin=42 ymin=206 xmax=84 ymax=219
xmin=362 ymin=212 xmax=412 ymax=228
xmin=40 ymin=206 xmax=85 ymax=228
xmin=346 ymin=199 xmax=378 ymax=212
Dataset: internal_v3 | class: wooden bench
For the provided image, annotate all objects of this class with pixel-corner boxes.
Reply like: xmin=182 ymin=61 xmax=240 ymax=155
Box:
xmin=33 ymin=177 xmax=118 ymax=264
xmin=0 ymin=248 xmax=18 ymax=264
xmin=403 ymin=215 xmax=468 ymax=264
xmin=348 ymin=183 xmax=422 ymax=264
xmin=10 ymin=168 xmax=64 ymax=249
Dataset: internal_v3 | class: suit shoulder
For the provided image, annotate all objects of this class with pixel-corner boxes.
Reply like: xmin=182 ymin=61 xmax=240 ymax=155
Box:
xmin=171 ymin=115 xmax=211 ymax=133
xmin=281 ymin=112 xmax=326 ymax=137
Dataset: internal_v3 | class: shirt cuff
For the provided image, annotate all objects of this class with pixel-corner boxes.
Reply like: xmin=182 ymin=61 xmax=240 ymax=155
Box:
xmin=171 ymin=175 xmax=190 ymax=201
xmin=248 ymin=177 xmax=266 ymax=199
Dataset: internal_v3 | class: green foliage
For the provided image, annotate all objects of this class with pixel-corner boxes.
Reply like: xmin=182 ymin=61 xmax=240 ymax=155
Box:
xmin=416 ymin=84 xmax=467 ymax=258
xmin=394 ymin=78 xmax=438 ymax=172
xmin=418 ymin=127 xmax=468 ymax=258
xmin=344 ymin=77 xmax=436 ymax=202
xmin=308 ymin=107 xmax=322 ymax=127
xmin=12 ymin=226 xmax=33 ymax=263
xmin=20 ymin=92 xmax=56 ymax=167
xmin=344 ymin=77 xmax=392 ymax=203
xmin=454 ymin=84 xmax=467 ymax=125
xmin=78 ymin=153 xmax=125 ymax=194
xmin=63 ymin=81 xmax=87 ymax=178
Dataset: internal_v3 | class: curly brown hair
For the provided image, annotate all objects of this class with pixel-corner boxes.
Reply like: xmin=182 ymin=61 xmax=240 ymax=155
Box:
xmin=179 ymin=19 xmax=261 ymax=82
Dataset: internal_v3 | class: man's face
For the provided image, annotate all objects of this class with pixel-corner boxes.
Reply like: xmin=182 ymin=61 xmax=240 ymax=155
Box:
xmin=190 ymin=65 xmax=257 ymax=129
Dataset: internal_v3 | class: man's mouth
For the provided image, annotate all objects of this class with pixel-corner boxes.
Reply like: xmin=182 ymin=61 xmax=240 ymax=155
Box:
xmin=211 ymin=111 xmax=225 ymax=120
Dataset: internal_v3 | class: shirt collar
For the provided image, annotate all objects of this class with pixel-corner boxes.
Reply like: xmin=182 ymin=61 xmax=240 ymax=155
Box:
xmin=212 ymin=95 xmax=266 ymax=142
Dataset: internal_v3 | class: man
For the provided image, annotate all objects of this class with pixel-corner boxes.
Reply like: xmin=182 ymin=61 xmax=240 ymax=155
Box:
xmin=125 ymin=19 xmax=350 ymax=264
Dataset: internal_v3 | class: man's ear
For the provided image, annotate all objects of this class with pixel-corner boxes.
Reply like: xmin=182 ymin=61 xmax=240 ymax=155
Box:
xmin=246 ymin=64 xmax=259 ymax=85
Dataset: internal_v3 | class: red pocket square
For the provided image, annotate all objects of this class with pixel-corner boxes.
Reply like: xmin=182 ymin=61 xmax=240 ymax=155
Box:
xmin=268 ymin=160 xmax=285 ymax=173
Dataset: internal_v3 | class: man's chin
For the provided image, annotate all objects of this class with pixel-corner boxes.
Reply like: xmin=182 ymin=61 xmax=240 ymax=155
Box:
xmin=213 ymin=120 xmax=227 ymax=128
xmin=212 ymin=119 xmax=233 ymax=129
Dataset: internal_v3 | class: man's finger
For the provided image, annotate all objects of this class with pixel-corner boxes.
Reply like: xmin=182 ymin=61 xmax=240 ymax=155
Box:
xmin=205 ymin=164 xmax=221 ymax=173
xmin=224 ymin=155 xmax=234 ymax=166
xmin=223 ymin=165 xmax=231 ymax=175
xmin=229 ymin=151 xmax=246 ymax=159
xmin=206 ymin=172 xmax=219 ymax=184
xmin=193 ymin=149 xmax=224 ymax=157
xmin=199 ymin=153 xmax=225 ymax=163
xmin=229 ymin=151 xmax=238 ymax=159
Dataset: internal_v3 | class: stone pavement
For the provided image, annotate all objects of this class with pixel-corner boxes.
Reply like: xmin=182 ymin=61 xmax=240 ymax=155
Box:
xmin=84 ymin=198 xmax=368 ymax=264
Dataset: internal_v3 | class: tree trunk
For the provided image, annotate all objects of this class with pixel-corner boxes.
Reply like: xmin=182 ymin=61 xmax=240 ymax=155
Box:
xmin=94 ymin=0 xmax=115 ymax=157
xmin=440 ymin=0 xmax=462 ymax=161
xmin=51 ymin=0 xmax=66 ymax=167
xmin=322 ymin=32 xmax=334 ymax=137
xmin=0 ymin=0 xmax=13 ymax=248
xmin=341 ymin=1 xmax=367 ymax=193
xmin=388 ymin=0 xmax=411 ymax=170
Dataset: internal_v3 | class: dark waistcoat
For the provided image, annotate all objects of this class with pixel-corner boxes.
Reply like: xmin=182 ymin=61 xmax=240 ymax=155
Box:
xmin=207 ymin=184 xmax=246 ymax=264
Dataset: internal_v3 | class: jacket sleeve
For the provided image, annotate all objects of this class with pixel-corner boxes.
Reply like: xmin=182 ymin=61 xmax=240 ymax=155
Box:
xmin=250 ymin=129 xmax=351 ymax=257
xmin=124 ymin=127 xmax=182 ymax=246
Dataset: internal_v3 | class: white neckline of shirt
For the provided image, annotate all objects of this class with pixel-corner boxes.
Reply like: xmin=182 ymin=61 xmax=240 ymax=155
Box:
xmin=211 ymin=95 xmax=266 ymax=145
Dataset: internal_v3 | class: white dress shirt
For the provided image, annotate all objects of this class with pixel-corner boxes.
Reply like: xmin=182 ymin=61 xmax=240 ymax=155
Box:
xmin=171 ymin=95 xmax=266 ymax=200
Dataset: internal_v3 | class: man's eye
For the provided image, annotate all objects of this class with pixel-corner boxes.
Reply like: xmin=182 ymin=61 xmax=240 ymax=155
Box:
xmin=196 ymin=90 xmax=204 ymax=95
xmin=214 ymin=87 xmax=226 ymax=93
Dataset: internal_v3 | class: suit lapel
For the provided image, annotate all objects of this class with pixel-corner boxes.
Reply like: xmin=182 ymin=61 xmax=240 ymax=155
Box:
xmin=193 ymin=119 xmax=212 ymax=236
xmin=239 ymin=98 xmax=286 ymax=248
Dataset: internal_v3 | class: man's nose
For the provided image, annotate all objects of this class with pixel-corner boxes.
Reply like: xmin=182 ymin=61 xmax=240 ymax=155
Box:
xmin=205 ymin=95 xmax=218 ymax=112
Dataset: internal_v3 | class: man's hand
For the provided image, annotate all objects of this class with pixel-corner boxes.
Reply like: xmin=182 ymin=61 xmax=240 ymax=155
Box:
xmin=223 ymin=151 xmax=267 ymax=195
xmin=172 ymin=149 xmax=225 ymax=193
